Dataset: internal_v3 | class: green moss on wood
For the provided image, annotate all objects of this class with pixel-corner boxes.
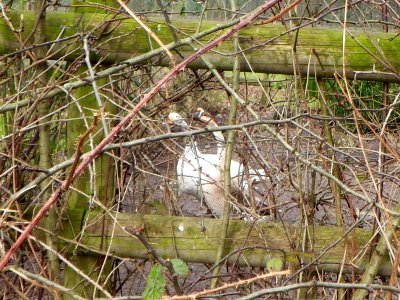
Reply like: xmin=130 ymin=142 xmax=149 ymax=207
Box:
xmin=30 ymin=209 xmax=395 ymax=275
xmin=1 ymin=11 xmax=399 ymax=81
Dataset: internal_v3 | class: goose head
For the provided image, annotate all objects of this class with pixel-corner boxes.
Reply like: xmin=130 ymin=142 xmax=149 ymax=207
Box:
xmin=193 ymin=108 xmax=224 ymax=144
xmin=193 ymin=107 xmax=218 ymax=127
xmin=167 ymin=112 xmax=189 ymax=131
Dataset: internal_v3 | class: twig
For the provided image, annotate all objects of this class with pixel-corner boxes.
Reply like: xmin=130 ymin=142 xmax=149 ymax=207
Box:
xmin=7 ymin=224 xmax=113 ymax=298
xmin=155 ymin=0 xmax=179 ymax=42
xmin=256 ymin=0 xmax=303 ymax=25
xmin=239 ymin=280 xmax=400 ymax=300
xmin=116 ymin=0 xmax=176 ymax=66
xmin=162 ymin=270 xmax=291 ymax=299
xmin=211 ymin=0 xmax=241 ymax=287
xmin=0 ymin=112 xmax=99 ymax=272
xmin=65 ymin=109 xmax=100 ymax=187
xmin=124 ymin=226 xmax=183 ymax=295
xmin=0 ymin=273 xmax=30 ymax=300
xmin=7 ymin=266 xmax=86 ymax=300
xmin=196 ymin=0 xmax=209 ymax=34
xmin=82 ymin=36 xmax=109 ymax=136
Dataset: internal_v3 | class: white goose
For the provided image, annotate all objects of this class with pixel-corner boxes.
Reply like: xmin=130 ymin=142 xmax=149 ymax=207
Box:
xmin=167 ymin=112 xmax=223 ymax=197
xmin=167 ymin=110 xmax=266 ymax=217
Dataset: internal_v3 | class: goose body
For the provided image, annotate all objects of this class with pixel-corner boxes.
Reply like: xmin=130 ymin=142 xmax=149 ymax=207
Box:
xmin=168 ymin=110 xmax=266 ymax=216
xmin=177 ymin=141 xmax=260 ymax=194
xmin=176 ymin=141 xmax=222 ymax=197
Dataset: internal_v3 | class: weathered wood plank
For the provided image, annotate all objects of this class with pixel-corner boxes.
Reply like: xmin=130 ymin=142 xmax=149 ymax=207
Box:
xmin=0 ymin=11 xmax=399 ymax=82
xmin=34 ymin=210 xmax=394 ymax=276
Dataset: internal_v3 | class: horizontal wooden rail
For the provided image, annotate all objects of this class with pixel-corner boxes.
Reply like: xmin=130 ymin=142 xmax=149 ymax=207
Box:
xmin=0 ymin=11 xmax=399 ymax=82
xmin=30 ymin=210 xmax=394 ymax=276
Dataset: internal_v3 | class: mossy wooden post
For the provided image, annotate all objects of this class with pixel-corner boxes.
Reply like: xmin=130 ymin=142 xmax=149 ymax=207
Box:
xmin=64 ymin=1 xmax=117 ymax=298
xmin=32 ymin=0 xmax=62 ymax=293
